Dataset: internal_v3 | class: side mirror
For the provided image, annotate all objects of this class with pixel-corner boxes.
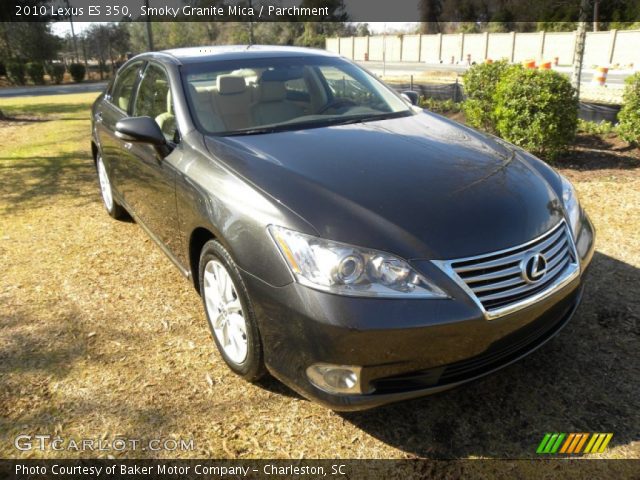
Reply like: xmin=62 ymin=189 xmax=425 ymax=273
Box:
xmin=115 ymin=116 xmax=166 ymax=146
xmin=401 ymin=90 xmax=419 ymax=106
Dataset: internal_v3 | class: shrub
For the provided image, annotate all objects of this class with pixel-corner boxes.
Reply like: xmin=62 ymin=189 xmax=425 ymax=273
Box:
xmin=6 ymin=61 xmax=26 ymax=85
xmin=577 ymin=119 xmax=616 ymax=136
xmin=617 ymin=72 xmax=640 ymax=145
xmin=47 ymin=63 xmax=66 ymax=84
xmin=494 ymin=68 xmax=578 ymax=160
xmin=68 ymin=63 xmax=86 ymax=83
xmin=419 ymin=97 xmax=462 ymax=114
xmin=26 ymin=62 xmax=45 ymax=85
xmin=462 ymin=60 xmax=515 ymax=132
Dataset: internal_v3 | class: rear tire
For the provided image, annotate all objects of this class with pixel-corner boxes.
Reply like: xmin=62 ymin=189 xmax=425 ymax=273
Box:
xmin=199 ymin=240 xmax=265 ymax=381
xmin=96 ymin=153 xmax=127 ymax=220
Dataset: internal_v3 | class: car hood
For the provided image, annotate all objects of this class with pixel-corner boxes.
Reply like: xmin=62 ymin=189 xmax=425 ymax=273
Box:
xmin=204 ymin=111 xmax=564 ymax=260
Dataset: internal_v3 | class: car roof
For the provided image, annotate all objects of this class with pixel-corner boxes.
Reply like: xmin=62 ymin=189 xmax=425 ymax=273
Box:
xmin=154 ymin=45 xmax=340 ymax=65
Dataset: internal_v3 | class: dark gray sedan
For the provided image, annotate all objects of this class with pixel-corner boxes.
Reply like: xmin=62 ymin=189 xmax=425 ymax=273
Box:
xmin=91 ymin=45 xmax=595 ymax=410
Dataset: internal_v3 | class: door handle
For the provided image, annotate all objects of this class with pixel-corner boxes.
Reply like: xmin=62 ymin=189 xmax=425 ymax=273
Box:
xmin=94 ymin=111 xmax=103 ymax=122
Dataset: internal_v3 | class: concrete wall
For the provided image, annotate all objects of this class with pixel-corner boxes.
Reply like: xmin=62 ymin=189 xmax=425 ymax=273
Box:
xmin=327 ymin=30 xmax=640 ymax=67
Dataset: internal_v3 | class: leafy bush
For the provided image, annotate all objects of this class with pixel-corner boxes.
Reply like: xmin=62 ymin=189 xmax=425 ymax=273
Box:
xmin=462 ymin=60 xmax=515 ymax=132
xmin=68 ymin=63 xmax=86 ymax=83
xmin=617 ymin=72 xmax=640 ymax=145
xmin=494 ymin=68 xmax=578 ymax=160
xmin=47 ymin=63 xmax=66 ymax=85
xmin=419 ymin=97 xmax=462 ymax=114
xmin=26 ymin=62 xmax=45 ymax=85
xmin=577 ymin=119 xmax=616 ymax=136
xmin=6 ymin=61 xmax=26 ymax=85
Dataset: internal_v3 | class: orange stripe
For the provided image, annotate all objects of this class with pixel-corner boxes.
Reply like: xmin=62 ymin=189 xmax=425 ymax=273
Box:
xmin=566 ymin=434 xmax=582 ymax=453
xmin=560 ymin=433 xmax=576 ymax=453
xmin=574 ymin=433 xmax=589 ymax=453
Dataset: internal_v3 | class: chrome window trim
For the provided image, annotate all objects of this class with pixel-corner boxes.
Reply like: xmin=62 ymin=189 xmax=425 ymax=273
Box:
xmin=433 ymin=220 xmax=580 ymax=320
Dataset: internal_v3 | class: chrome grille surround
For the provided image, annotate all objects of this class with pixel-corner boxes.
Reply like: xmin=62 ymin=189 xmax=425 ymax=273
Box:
xmin=433 ymin=220 xmax=580 ymax=320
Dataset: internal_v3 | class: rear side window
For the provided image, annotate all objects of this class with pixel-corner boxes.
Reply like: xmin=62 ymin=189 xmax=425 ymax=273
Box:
xmin=111 ymin=62 xmax=142 ymax=112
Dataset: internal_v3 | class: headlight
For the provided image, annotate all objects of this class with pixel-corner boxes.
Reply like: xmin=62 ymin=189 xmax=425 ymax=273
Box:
xmin=560 ymin=174 xmax=581 ymax=237
xmin=268 ymin=225 xmax=447 ymax=298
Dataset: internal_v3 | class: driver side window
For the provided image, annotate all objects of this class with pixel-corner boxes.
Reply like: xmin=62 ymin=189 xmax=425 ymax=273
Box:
xmin=111 ymin=62 xmax=142 ymax=112
xmin=133 ymin=63 xmax=178 ymax=143
xmin=318 ymin=66 xmax=374 ymax=104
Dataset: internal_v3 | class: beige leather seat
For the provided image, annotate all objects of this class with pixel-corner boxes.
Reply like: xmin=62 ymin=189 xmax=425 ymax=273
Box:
xmin=252 ymin=72 xmax=305 ymax=126
xmin=155 ymin=90 xmax=176 ymax=140
xmin=187 ymin=84 xmax=224 ymax=132
xmin=211 ymin=75 xmax=251 ymax=131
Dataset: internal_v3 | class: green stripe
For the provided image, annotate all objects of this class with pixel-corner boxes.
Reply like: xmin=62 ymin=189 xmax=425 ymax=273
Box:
xmin=550 ymin=433 xmax=566 ymax=453
xmin=537 ymin=433 xmax=552 ymax=454
xmin=543 ymin=433 xmax=559 ymax=453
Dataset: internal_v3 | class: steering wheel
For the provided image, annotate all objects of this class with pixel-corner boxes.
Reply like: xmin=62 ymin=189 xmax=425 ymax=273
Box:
xmin=317 ymin=98 xmax=357 ymax=114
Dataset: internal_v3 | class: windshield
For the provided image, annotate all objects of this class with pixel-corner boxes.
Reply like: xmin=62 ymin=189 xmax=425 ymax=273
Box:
xmin=181 ymin=55 xmax=413 ymax=135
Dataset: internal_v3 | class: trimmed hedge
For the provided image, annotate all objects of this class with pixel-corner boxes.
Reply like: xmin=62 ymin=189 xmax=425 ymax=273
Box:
xmin=6 ymin=61 xmax=26 ymax=85
xmin=68 ymin=63 xmax=86 ymax=83
xmin=494 ymin=68 xmax=578 ymax=160
xmin=47 ymin=63 xmax=66 ymax=85
xmin=617 ymin=72 xmax=640 ymax=145
xmin=462 ymin=60 xmax=515 ymax=132
xmin=26 ymin=62 xmax=46 ymax=85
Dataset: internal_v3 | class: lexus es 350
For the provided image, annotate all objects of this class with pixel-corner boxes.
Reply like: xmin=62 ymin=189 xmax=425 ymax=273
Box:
xmin=90 ymin=46 xmax=595 ymax=410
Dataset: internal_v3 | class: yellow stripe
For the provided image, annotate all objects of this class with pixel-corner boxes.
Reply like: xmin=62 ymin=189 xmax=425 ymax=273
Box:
xmin=584 ymin=433 xmax=599 ymax=454
xmin=591 ymin=433 xmax=606 ymax=453
xmin=574 ymin=433 xmax=589 ymax=453
xmin=560 ymin=433 xmax=575 ymax=454
xmin=598 ymin=433 xmax=613 ymax=453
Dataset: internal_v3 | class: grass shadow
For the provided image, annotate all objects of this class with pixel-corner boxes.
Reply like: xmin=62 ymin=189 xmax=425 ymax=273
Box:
xmin=0 ymin=152 xmax=96 ymax=214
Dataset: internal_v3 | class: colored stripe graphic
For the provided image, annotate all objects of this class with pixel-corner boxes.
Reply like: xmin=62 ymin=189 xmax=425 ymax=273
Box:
xmin=537 ymin=433 xmax=613 ymax=454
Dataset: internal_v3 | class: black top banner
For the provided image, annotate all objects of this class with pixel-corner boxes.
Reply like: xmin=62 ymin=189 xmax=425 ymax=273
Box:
xmin=2 ymin=0 xmax=640 ymax=23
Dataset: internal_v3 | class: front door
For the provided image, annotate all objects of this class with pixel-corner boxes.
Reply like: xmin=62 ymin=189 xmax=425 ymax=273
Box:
xmin=126 ymin=62 xmax=183 ymax=260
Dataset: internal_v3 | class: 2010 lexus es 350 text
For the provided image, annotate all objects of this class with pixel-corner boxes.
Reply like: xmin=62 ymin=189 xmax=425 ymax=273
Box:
xmin=91 ymin=46 xmax=595 ymax=410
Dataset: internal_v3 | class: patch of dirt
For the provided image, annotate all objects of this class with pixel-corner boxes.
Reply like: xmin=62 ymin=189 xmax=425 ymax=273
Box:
xmin=557 ymin=133 xmax=640 ymax=181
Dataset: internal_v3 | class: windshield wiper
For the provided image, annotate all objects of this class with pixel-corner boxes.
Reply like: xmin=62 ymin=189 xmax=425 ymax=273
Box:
xmin=223 ymin=111 xmax=412 ymax=136
xmin=328 ymin=111 xmax=410 ymax=126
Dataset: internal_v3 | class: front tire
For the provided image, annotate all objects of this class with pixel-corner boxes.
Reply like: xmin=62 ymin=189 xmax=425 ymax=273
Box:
xmin=199 ymin=240 xmax=265 ymax=381
xmin=96 ymin=154 xmax=127 ymax=220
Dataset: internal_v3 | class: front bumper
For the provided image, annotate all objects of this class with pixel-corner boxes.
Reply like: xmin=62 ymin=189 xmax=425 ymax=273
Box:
xmin=242 ymin=215 xmax=595 ymax=411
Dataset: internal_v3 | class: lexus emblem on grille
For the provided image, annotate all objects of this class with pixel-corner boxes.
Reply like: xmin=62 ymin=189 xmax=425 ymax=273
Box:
xmin=522 ymin=253 xmax=548 ymax=283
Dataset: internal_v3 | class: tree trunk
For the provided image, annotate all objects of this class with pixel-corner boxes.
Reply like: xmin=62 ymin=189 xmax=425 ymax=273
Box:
xmin=572 ymin=0 xmax=590 ymax=100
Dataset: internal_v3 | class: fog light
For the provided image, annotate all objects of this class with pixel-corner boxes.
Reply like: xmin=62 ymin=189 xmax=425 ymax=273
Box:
xmin=306 ymin=363 xmax=369 ymax=395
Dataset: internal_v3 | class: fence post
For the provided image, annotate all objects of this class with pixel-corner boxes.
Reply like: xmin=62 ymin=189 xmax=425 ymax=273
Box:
xmin=510 ymin=31 xmax=516 ymax=62
xmin=399 ymin=34 xmax=404 ymax=62
xmin=539 ymin=30 xmax=546 ymax=63
xmin=608 ymin=29 xmax=618 ymax=65
xmin=351 ymin=36 xmax=355 ymax=60
xmin=459 ymin=32 xmax=465 ymax=62
xmin=337 ymin=37 xmax=340 ymax=55
xmin=366 ymin=35 xmax=370 ymax=61
xmin=483 ymin=32 xmax=489 ymax=60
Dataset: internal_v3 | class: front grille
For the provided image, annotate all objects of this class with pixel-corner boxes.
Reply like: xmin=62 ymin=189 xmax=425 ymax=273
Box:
xmin=441 ymin=221 xmax=578 ymax=317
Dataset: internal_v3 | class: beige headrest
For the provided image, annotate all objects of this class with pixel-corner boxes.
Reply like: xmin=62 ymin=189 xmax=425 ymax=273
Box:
xmin=217 ymin=75 xmax=246 ymax=95
xmin=260 ymin=82 xmax=287 ymax=102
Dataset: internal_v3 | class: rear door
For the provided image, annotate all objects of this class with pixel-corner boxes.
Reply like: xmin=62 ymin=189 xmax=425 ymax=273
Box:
xmin=96 ymin=61 xmax=144 ymax=202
